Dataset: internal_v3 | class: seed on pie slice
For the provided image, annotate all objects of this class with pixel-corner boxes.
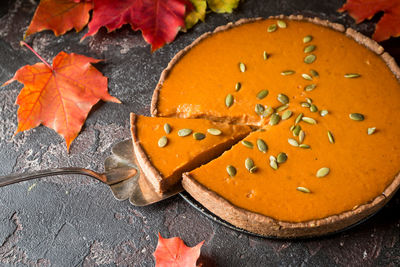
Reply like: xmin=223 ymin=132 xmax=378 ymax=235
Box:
xmin=367 ymin=127 xmax=376 ymax=135
xmin=277 ymin=20 xmax=287 ymax=28
xmin=158 ymin=136 xmax=168 ymax=148
xmin=208 ymin=128 xmax=222 ymax=136
xmin=303 ymin=35 xmax=313 ymax=43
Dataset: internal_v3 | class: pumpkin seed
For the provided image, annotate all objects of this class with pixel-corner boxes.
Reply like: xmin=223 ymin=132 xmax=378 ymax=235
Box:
xmin=277 ymin=152 xmax=288 ymax=164
xmin=304 ymin=54 xmax=316 ymax=64
xmin=257 ymin=139 xmax=268 ymax=153
xmin=327 ymin=131 xmax=335 ymax=144
xmin=226 ymin=165 xmax=237 ymax=177
xmin=207 ymin=128 xmax=222 ymax=136
xmin=299 ymin=144 xmax=310 ymax=149
xmin=305 ymin=84 xmax=317 ymax=91
xmin=277 ymin=20 xmax=287 ymax=28
xmin=304 ymin=45 xmax=316 ymax=53
xmin=292 ymin=125 xmax=301 ymax=136
xmin=310 ymin=69 xmax=319 ymax=77
xmin=245 ymin=158 xmax=255 ymax=171
xmin=349 ymin=113 xmax=364 ymax=121
xmin=281 ymin=70 xmax=295 ymax=76
xmin=303 ymin=35 xmax=313 ymax=43
xmin=193 ymin=132 xmax=205 ymax=140
xmin=164 ymin=123 xmax=172 ymax=134
xmin=367 ymin=127 xmax=376 ymax=135
xmin=302 ymin=73 xmax=313 ymax=81
xmin=235 ymin=82 xmax=241 ymax=91
xmin=276 ymin=104 xmax=289 ymax=112
xmin=158 ymin=136 xmax=168 ymax=147
xmin=344 ymin=73 xmax=360 ymax=78
xmin=262 ymin=106 xmax=274 ymax=117
xmin=277 ymin=93 xmax=289 ymax=104
xmin=257 ymin=90 xmax=269 ymax=99
xmin=268 ymin=24 xmax=277 ymax=32
xmin=255 ymin=104 xmax=265 ymax=115
xmin=282 ymin=110 xmax=293 ymax=120
xmin=239 ymin=62 xmax=246 ymax=72
xmin=290 ymin=125 xmax=295 ymax=131
xmin=320 ymin=110 xmax=328 ymax=117
xmin=301 ymin=102 xmax=311 ymax=108
xmin=302 ymin=117 xmax=317 ymax=124
xmin=178 ymin=128 xmax=192 ymax=137
xmin=297 ymin=186 xmax=311 ymax=193
xmin=306 ymin=97 xmax=312 ymax=104
xmin=225 ymin=94 xmax=234 ymax=108
xmin=263 ymin=51 xmax=269 ymax=60
xmin=269 ymin=155 xmax=277 ymax=162
xmin=288 ymin=138 xmax=299 ymax=147
xmin=316 ymin=167 xmax=330 ymax=178
xmin=295 ymin=113 xmax=303 ymax=124
xmin=269 ymin=113 xmax=281 ymax=125
xmin=310 ymin=104 xmax=318 ymax=112
xmin=270 ymin=160 xmax=278 ymax=170
xmin=241 ymin=140 xmax=253 ymax=149
xmin=249 ymin=166 xmax=258 ymax=173
xmin=299 ymin=130 xmax=305 ymax=143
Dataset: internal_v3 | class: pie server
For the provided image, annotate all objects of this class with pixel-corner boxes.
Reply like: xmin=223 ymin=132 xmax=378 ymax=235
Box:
xmin=0 ymin=139 xmax=182 ymax=206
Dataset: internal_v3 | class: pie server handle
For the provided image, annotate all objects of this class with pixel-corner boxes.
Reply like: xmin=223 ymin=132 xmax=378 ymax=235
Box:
xmin=0 ymin=167 xmax=137 ymax=187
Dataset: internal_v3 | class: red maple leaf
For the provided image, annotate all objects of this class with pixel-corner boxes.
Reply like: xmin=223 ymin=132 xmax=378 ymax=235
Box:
xmin=25 ymin=0 xmax=93 ymax=37
xmin=153 ymin=233 xmax=204 ymax=267
xmin=339 ymin=0 xmax=400 ymax=42
xmin=83 ymin=0 xmax=193 ymax=51
xmin=3 ymin=42 xmax=120 ymax=151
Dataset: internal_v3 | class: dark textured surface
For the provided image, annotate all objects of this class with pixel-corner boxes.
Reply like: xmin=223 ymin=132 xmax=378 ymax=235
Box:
xmin=0 ymin=0 xmax=399 ymax=266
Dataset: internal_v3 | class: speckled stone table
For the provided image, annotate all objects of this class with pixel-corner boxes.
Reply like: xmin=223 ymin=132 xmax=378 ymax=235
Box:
xmin=0 ymin=0 xmax=399 ymax=266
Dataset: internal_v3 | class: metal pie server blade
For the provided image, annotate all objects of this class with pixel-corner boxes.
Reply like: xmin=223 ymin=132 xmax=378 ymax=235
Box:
xmin=108 ymin=139 xmax=183 ymax=206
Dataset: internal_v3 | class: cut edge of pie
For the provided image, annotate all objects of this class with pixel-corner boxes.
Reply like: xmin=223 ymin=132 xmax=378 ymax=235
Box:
xmin=148 ymin=15 xmax=400 ymax=237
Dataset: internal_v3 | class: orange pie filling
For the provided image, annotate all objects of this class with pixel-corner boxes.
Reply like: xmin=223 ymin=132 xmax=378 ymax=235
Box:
xmin=132 ymin=115 xmax=251 ymax=192
xmin=153 ymin=18 xmax=400 ymax=222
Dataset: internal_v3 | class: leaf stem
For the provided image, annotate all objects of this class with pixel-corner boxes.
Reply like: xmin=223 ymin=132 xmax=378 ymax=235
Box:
xmin=20 ymin=41 xmax=52 ymax=70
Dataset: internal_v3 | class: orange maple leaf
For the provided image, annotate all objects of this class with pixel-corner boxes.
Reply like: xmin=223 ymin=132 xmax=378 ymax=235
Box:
xmin=25 ymin=0 xmax=93 ymax=37
xmin=339 ymin=0 xmax=400 ymax=42
xmin=3 ymin=42 xmax=120 ymax=151
xmin=153 ymin=233 xmax=204 ymax=267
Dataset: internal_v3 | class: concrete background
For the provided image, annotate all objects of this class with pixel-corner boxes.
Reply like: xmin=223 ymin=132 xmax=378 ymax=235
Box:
xmin=0 ymin=0 xmax=399 ymax=266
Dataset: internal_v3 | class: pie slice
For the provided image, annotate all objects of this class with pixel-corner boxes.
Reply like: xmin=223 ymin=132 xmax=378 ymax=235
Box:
xmin=130 ymin=113 xmax=251 ymax=193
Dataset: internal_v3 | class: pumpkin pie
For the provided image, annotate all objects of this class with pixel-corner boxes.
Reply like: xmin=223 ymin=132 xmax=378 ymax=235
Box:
xmin=130 ymin=113 xmax=251 ymax=193
xmin=149 ymin=15 xmax=400 ymax=237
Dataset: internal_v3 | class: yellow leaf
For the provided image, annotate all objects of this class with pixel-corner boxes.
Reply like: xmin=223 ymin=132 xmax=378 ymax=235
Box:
xmin=185 ymin=0 xmax=207 ymax=30
xmin=207 ymin=0 xmax=240 ymax=13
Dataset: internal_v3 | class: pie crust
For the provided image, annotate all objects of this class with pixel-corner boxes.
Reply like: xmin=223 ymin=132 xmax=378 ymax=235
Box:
xmin=131 ymin=113 xmax=168 ymax=193
xmin=149 ymin=15 xmax=400 ymax=237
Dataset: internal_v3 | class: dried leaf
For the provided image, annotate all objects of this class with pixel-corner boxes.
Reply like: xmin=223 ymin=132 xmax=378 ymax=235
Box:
xmin=153 ymin=233 xmax=204 ymax=267
xmin=84 ymin=0 xmax=193 ymax=51
xmin=25 ymin=0 xmax=93 ymax=37
xmin=185 ymin=0 xmax=207 ymax=29
xmin=207 ymin=0 xmax=240 ymax=13
xmin=339 ymin=0 xmax=400 ymax=41
xmin=3 ymin=44 xmax=120 ymax=150
xmin=25 ymin=0 xmax=240 ymax=50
